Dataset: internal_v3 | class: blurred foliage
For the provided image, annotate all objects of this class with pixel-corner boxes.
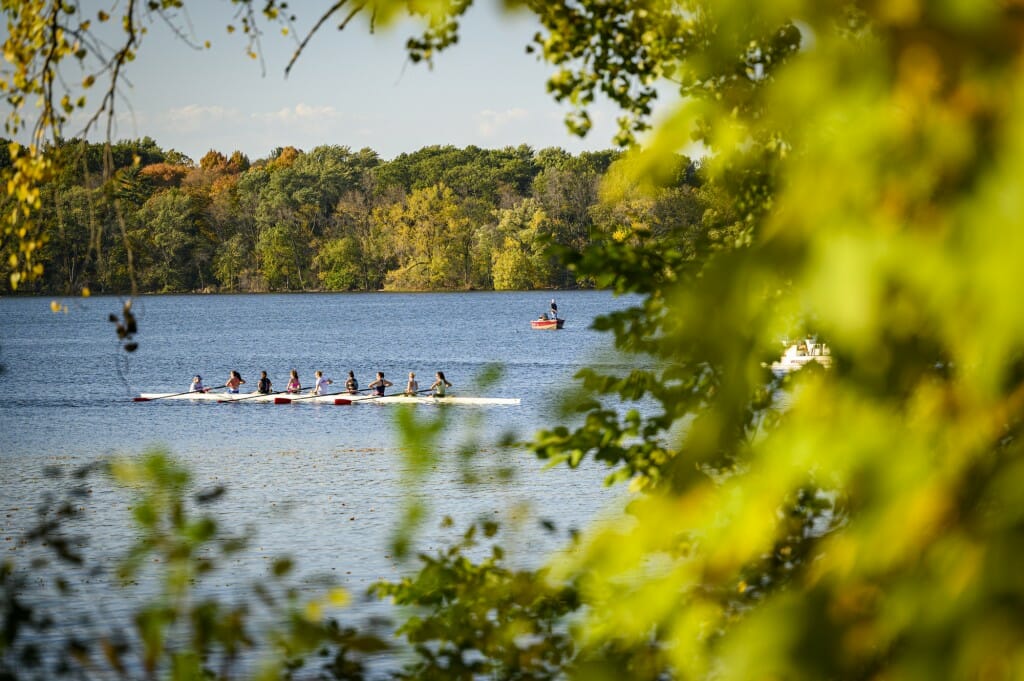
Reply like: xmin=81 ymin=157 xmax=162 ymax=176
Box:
xmin=372 ymin=519 xmax=577 ymax=680
xmin=525 ymin=2 xmax=1024 ymax=680
xmin=0 ymin=451 xmax=388 ymax=680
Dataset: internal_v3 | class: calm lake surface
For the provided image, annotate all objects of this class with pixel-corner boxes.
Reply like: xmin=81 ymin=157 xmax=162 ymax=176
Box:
xmin=0 ymin=291 xmax=638 ymax=638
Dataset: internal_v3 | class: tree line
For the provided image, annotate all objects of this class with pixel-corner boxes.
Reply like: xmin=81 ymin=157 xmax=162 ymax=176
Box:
xmin=0 ymin=138 xmax=725 ymax=295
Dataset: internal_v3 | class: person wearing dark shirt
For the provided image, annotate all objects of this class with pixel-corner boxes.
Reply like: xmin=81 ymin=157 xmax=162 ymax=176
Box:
xmin=368 ymin=372 xmax=393 ymax=396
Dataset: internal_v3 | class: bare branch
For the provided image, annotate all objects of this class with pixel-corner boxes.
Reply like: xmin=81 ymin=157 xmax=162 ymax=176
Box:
xmin=285 ymin=0 xmax=354 ymax=77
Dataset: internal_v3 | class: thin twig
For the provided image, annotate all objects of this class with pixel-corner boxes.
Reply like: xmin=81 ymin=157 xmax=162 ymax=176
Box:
xmin=285 ymin=0 xmax=350 ymax=77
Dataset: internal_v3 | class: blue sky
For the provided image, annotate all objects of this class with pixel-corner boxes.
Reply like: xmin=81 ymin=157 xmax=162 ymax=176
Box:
xmin=78 ymin=2 xmax=625 ymax=162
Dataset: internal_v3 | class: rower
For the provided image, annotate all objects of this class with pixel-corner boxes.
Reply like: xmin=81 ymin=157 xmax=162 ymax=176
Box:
xmin=311 ymin=370 xmax=333 ymax=395
xmin=430 ymin=371 xmax=453 ymax=397
xmin=405 ymin=372 xmax=419 ymax=396
xmin=368 ymin=372 xmax=393 ymax=396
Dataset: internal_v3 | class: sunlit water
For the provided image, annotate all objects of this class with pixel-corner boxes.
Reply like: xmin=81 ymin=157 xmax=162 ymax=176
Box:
xmin=0 ymin=291 xmax=639 ymax=658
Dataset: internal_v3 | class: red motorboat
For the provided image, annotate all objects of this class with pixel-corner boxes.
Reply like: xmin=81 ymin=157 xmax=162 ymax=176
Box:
xmin=531 ymin=316 xmax=564 ymax=330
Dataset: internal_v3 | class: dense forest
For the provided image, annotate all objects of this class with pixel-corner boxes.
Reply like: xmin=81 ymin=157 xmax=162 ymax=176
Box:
xmin=0 ymin=138 xmax=725 ymax=295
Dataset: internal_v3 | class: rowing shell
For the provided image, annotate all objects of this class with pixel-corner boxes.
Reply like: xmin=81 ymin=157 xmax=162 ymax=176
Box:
xmin=136 ymin=392 xmax=520 ymax=406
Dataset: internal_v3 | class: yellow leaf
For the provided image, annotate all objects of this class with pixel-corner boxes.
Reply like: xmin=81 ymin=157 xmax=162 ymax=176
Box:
xmin=50 ymin=300 xmax=61 ymax=313
xmin=304 ymin=600 xmax=323 ymax=621
xmin=327 ymin=588 xmax=350 ymax=607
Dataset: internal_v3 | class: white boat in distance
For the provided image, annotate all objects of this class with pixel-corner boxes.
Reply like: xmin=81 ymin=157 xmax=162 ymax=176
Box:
xmin=770 ymin=339 xmax=833 ymax=375
xmin=136 ymin=391 xmax=520 ymax=406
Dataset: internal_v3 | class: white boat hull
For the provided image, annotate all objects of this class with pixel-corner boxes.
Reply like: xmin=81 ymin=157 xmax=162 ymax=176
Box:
xmin=770 ymin=341 xmax=832 ymax=376
xmin=136 ymin=392 xmax=520 ymax=406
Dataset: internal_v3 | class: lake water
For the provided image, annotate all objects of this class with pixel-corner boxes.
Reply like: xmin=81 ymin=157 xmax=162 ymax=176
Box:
xmin=0 ymin=291 xmax=638 ymax=658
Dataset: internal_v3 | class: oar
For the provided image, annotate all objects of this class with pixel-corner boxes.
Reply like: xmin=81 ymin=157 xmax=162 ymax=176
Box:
xmin=274 ymin=388 xmax=355 ymax=405
xmin=220 ymin=389 xmax=288 ymax=403
xmin=330 ymin=387 xmax=377 ymax=404
xmin=133 ymin=385 xmax=226 ymax=402
xmin=336 ymin=388 xmax=433 ymax=405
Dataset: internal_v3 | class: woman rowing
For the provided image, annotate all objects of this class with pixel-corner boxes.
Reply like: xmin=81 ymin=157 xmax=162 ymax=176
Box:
xmin=286 ymin=370 xmax=301 ymax=393
xmin=225 ymin=370 xmax=245 ymax=394
xmin=256 ymin=371 xmax=273 ymax=394
xmin=430 ymin=371 xmax=452 ymax=397
xmin=368 ymin=372 xmax=393 ymax=396
xmin=404 ymin=372 xmax=419 ymax=396
xmin=189 ymin=375 xmax=206 ymax=393
xmin=311 ymin=370 xmax=333 ymax=395
xmin=345 ymin=370 xmax=359 ymax=394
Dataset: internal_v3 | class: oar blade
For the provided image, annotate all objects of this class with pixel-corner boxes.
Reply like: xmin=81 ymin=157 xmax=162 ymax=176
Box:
xmin=334 ymin=398 xmax=352 ymax=405
xmin=274 ymin=397 xmax=292 ymax=404
xmin=132 ymin=396 xmax=150 ymax=402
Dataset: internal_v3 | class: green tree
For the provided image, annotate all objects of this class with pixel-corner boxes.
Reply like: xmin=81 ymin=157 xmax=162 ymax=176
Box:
xmin=491 ymin=198 xmax=552 ymax=290
xmin=134 ymin=189 xmax=200 ymax=292
xmin=256 ymin=223 xmax=305 ymax=291
xmin=378 ymin=183 xmax=474 ymax=290
xmin=314 ymin=236 xmax=363 ymax=291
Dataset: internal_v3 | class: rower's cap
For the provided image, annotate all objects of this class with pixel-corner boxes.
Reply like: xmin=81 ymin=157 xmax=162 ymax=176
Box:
xmin=195 ymin=375 xmax=201 ymax=380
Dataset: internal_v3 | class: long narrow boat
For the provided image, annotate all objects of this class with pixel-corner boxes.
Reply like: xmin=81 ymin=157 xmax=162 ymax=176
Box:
xmin=135 ymin=392 xmax=520 ymax=406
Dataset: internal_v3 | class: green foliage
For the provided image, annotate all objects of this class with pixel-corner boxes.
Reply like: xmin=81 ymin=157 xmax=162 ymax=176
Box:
xmin=491 ymin=199 xmax=553 ymax=290
xmin=6 ymin=140 xmax=675 ymax=294
xmin=315 ymin=236 xmax=363 ymax=291
xmin=373 ymin=520 xmax=577 ymax=681
xmin=1 ymin=452 xmax=388 ymax=680
xmin=516 ymin=3 xmax=1024 ymax=680
xmin=380 ymin=184 xmax=475 ymax=290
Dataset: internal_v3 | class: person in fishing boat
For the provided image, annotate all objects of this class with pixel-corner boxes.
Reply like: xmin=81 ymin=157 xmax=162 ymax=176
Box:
xmin=189 ymin=375 xmax=206 ymax=392
xmin=311 ymin=370 xmax=333 ymax=395
xmin=345 ymin=370 xmax=359 ymax=394
xmin=286 ymin=369 xmax=301 ymax=393
xmin=257 ymin=371 xmax=272 ymax=394
xmin=368 ymin=372 xmax=393 ymax=396
xmin=549 ymin=298 xmax=558 ymax=319
xmin=225 ymin=370 xmax=245 ymax=394
xmin=430 ymin=371 xmax=453 ymax=397
xmin=404 ymin=372 xmax=419 ymax=396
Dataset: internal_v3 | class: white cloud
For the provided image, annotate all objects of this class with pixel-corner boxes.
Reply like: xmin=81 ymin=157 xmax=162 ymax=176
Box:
xmin=475 ymin=107 xmax=530 ymax=137
xmin=251 ymin=103 xmax=342 ymax=125
xmin=163 ymin=105 xmax=242 ymax=133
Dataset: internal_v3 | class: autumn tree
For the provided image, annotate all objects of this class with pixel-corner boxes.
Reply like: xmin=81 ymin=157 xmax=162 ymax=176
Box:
xmin=378 ymin=183 xmax=474 ymax=290
xmin=490 ymin=198 xmax=552 ymax=290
